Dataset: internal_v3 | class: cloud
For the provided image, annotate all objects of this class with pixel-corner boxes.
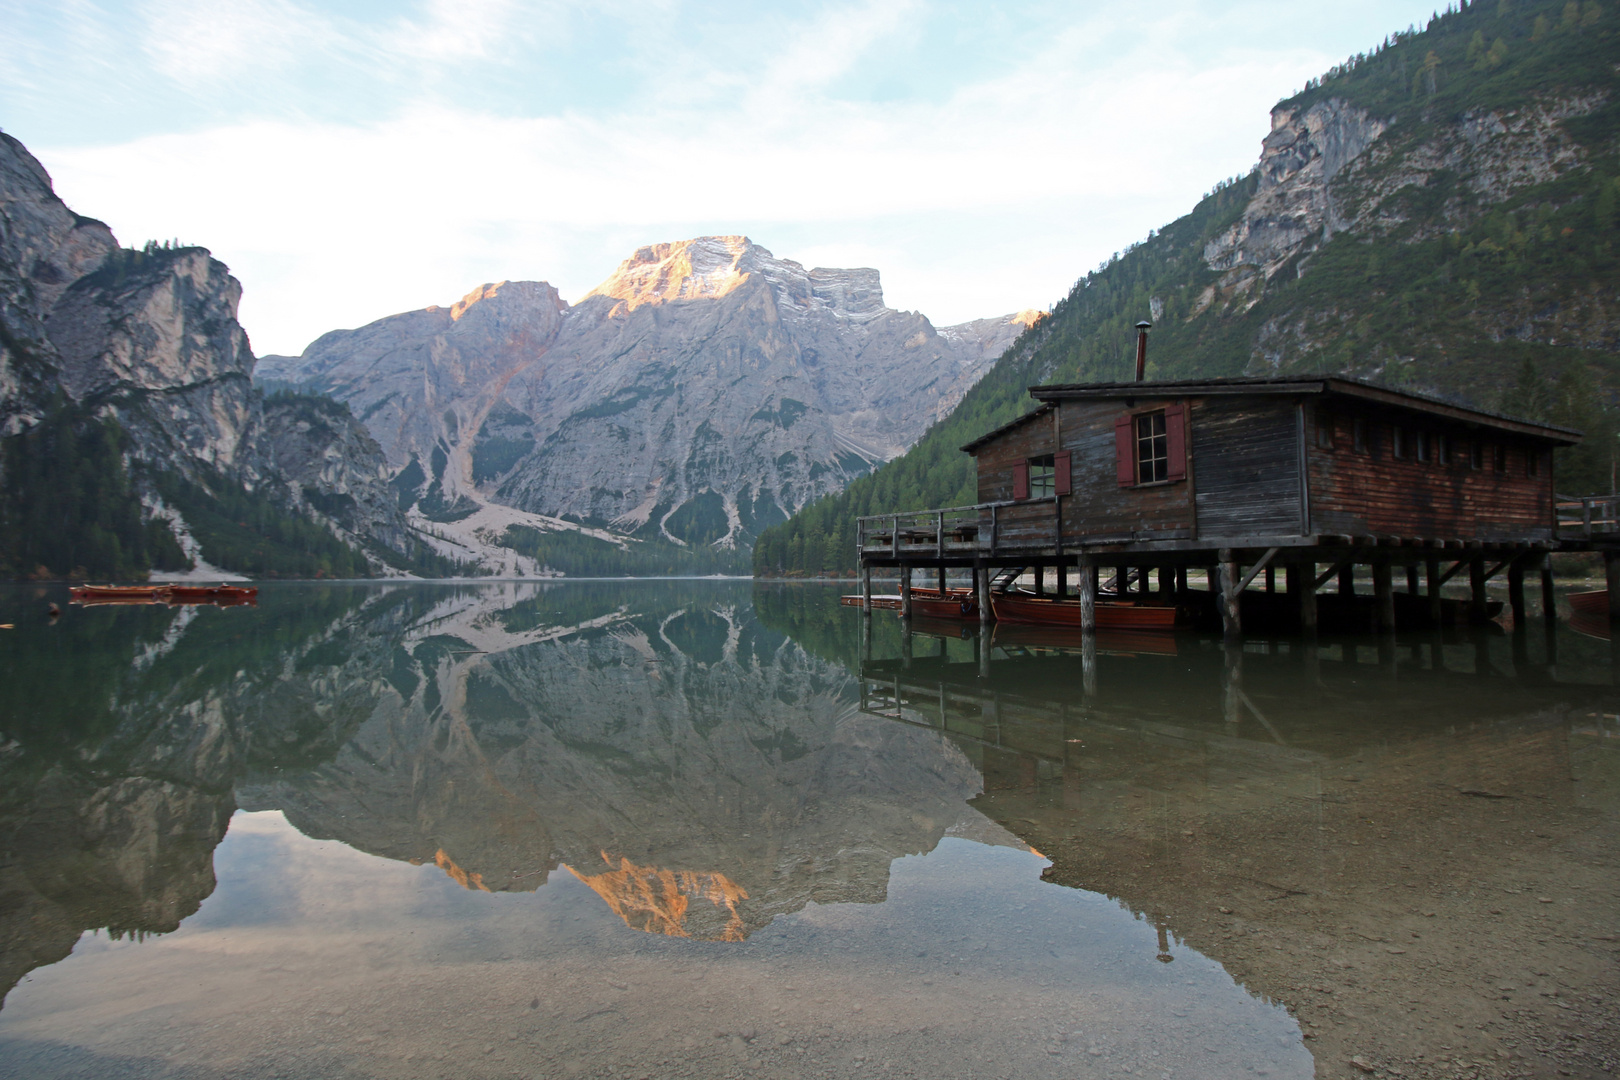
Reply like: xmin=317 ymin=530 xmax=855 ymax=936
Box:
xmin=138 ymin=0 xmax=331 ymax=86
xmin=25 ymin=1 xmax=1429 ymax=354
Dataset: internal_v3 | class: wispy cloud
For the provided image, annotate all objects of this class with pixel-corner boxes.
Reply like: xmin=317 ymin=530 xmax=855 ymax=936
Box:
xmin=14 ymin=1 xmax=1442 ymax=354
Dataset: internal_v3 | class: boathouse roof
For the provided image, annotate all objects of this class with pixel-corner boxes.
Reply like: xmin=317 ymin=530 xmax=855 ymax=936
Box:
xmin=960 ymin=374 xmax=1581 ymax=453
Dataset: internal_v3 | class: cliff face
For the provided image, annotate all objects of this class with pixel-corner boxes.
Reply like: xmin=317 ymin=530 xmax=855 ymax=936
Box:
xmin=0 ymin=132 xmax=118 ymax=435
xmin=259 ymin=236 xmax=1036 ymax=550
xmin=0 ymin=129 xmax=421 ymax=577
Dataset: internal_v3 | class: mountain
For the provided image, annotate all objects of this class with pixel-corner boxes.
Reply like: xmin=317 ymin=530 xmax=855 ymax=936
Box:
xmin=758 ymin=0 xmax=1620 ymax=575
xmin=257 ymin=236 xmax=1038 ymax=568
xmin=0 ymin=131 xmax=452 ymax=580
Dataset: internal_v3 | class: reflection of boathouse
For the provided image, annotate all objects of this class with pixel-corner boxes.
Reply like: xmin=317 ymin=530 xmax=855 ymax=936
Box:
xmin=854 ymin=371 xmax=1620 ymax=636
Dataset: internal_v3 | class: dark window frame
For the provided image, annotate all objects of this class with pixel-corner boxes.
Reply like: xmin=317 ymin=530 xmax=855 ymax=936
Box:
xmin=1136 ymin=410 xmax=1169 ymax=484
xmin=1028 ymin=454 xmax=1055 ymax=499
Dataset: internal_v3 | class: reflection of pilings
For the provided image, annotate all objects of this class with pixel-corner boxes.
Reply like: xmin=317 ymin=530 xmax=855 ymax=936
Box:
xmin=976 ymin=631 xmax=989 ymax=679
xmin=900 ymin=619 xmax=913 ymax=669
xmin=1082 ymin=631 xmax=1097 ymax=698
xmin=1541 ymin=554 xmax=1557 ymax=624
xmin=1222 ymin=641 xmax=1243 ymax=728
xmin=1374 ymin=561 xmax=1395 ymax=635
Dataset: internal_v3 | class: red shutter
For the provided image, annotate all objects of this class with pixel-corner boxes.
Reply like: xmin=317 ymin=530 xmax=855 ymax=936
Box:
xmin=1012 ymin=460 xmax=1030 ymax=500
xmin=1054 ymin=450 xmax=1072 ymax=495
xmin=1165 ymin=403 xmax=1187 ymax=482
xmin=1114 ymin=415 xmax=1134 ymax=487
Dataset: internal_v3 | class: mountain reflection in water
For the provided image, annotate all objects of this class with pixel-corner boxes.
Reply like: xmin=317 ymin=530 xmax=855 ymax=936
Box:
xmin=0 ymin=580 xmax=1612 ymax=1080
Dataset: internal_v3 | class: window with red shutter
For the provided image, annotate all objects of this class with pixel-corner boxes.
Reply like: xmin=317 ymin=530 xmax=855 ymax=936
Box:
xmin=1114 ymin=415 xmax=1134 ymax=486
xmin=1012 ymin=460 xmax=1030 ymax=500
xmin=1164 ymin=404 xmax=1187 ymax=482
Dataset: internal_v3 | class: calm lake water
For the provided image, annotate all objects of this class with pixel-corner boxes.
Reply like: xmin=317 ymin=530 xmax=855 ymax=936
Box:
xmin=0 ymin=581 xmax=1614 ymax=1080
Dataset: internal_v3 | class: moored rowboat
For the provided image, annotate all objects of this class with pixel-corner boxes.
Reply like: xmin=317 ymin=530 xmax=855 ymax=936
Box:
xmin=167 ymin=585 xmax=259 ymax=601
xmin=838 ymin=588 xmax=979 ymax=618
xmin=70 ymin=584 xmax=171 ymax=601
xmin=1568 ymin=590 xmax=1606 ymax=615
xmin=989 ymin=590 xmax=1178 ymax=629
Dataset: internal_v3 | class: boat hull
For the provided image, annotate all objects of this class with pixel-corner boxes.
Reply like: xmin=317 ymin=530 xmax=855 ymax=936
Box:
xmin=1568 ymin=590 xmax=1606 ymax=615
xmin=990 ymin=591 xmax=1178 ymax=629
xmin=839 ymin=589 xmax=978 ymax=619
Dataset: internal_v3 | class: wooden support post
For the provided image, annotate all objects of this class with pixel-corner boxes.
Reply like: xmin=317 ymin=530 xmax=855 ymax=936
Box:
xmin=1407 ymin=565 xmax=1420 ymax=595
xmin=862 ymin=565 xmax=872 ymax=613
xmin=1219 ymin=548 xmax=1241 ymax=643
xmin=1427 ymin=558 xmax=1443 ymax=626
xmin=1541 ymin=554 xmax=1557 ymax=623
xmin=1508 ymin=559 xmax=1527 ymax=630
xmin=900 ymin=566 xmax=913 ymax=620
xmin=937 ymin=566 xmax=947 ymax=595
xmin=1078 ymin=553 xmax=1096 ymax=637
xmin=1373 ymin=561 xmax=1395 ymax=634
xmin=977 ymin=563 xmax=991 ymax=629
xmin=1056 ymin=561 xmax=1067 ymax=597
xmin=1297 ymin=563 xmax=1317 ymax=633
xmin=1469 ymin=557 xmax=1487 ymax=623
xmin=1176 ymin=566 xmax=1188 ymax=594
xmin=1338 ymin=564 xmax=1355 ymax=596
xmin=1265 ymin=564 xmax=1276 ymax=594
xmin=1607 ymin=550 xmax=1620 ymax=627
xmin=1033 ymin=563 xmax=1044 ymax=598
xmin=900 ymin=617 xmax=913 ymax=669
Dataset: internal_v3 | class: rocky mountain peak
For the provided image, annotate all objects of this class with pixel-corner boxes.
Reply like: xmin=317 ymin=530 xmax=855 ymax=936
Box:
xmin=583 ymin=235 xmax=762 ymax=312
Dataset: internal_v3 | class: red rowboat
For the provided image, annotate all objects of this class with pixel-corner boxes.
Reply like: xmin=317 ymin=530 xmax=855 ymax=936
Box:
xmin=1568 ymin=590 xmax=1606 ymax=615
xmin=70 ymin=584 xmax=171 ymax=601
xmin=989 ymin=590 xmax=1179 ymax=629
xmin=909 ymin=587 xmax=979 ymax=620
xmin=838 ymin=588 xmax=979 ymax=618
xmin=167 ymin=584 xmax=258 ymax=601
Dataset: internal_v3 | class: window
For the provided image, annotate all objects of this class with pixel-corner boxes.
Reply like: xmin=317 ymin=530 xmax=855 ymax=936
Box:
xmin=1493 ymin=443 xmax=1507 ymax=473
xmin=1470 ymin=440 xmax=1483 ymax=470
xmin=1316 ymin=413 xmax=1335 ymax=450
xmin=1028 ymin=454 xmax=1055 ymax=498
xmin=1393 ymin=427 xmax=1408 ymax=460
xmin=1434 ymin=433 xmax=1449 ymax=466
xmin=1114 ymin=405 xmax=1185 ymax=487
xmin=1414 ymin=432 xmax=1429 ymax=464
xmin=1352 ymin=418 xmax=1368 ymax=454
xmin=1136 ymin=411 xmax=1169 ymax=483
xmin=1527 ymin=448 xmax=1540 ymax=478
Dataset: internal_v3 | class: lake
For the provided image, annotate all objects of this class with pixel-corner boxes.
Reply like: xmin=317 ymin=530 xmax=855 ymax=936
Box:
xmin=0 ymin=581 xmax=1614 ymax=1080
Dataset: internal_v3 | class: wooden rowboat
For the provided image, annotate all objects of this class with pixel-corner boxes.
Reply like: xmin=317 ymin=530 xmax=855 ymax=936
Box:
xmin=70 ymin=584 xmax=171 ymax=601
xmin=989 ymin=590 xmax=1179 ymax=629
xmin=167 ymin=585 xmax=259 ymax=601
xmin=1568 ymin=590 xmax=1606 ymax=615
xmin=839 ymin=588 xmax=979 ymax=619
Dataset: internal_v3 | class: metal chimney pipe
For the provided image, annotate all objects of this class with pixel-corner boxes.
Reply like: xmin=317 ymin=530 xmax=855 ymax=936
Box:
xmin=1134 ymin=320 xmax=1152 ymax=382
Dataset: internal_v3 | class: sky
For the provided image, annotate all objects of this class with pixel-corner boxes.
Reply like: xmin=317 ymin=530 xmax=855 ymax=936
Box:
xmin=1 ymin=0 xmax=1444 ymax=357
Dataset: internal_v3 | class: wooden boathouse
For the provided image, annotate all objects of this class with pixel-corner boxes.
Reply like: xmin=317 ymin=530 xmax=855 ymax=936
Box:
xmin=855 ymin=372 xmax=1619 ymax=639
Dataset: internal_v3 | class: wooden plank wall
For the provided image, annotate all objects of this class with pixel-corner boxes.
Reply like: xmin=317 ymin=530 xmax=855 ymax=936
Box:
xmin=1306 ymin=407 xmax=1554 ymax=540
xmin=1056 ymin=398 xmax=1193 ymax=542
xmin=975 ymin=412 xmax=1053 ymax=504
xmin=1192 ymin=398 xmax=1302 ymax=538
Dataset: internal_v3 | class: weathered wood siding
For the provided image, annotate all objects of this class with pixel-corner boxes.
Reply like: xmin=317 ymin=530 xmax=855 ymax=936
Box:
xmin=976 ymin=411 xmax=1055 ymax=504
xmin=1192 ymin=398 xmax=1302 ymax=539
xmin=1055 ymin=397 xmax=1194 ymax=542
xmin=1306 ymin=408 xmax=1554 ymax=540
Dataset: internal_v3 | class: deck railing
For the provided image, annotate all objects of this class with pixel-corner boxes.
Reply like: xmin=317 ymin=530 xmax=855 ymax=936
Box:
xmin=856 ymin=497 xmax=1061 ymax=558
xmin=1556 ymin=494 xmax=1620 ymax=539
